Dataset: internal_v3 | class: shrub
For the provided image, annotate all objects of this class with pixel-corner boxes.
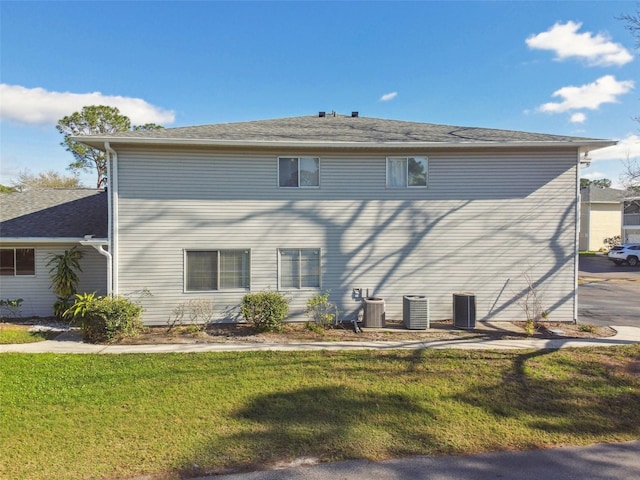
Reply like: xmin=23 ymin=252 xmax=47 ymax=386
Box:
xmin=305 ymin=291 xmax=338 ymax=328
xmin=167 ymin=298 xmax=215 ymax=332
xmin=241 ymin=291 xmax=289 ymax=333
xmin=47 ymin=246 xmax=83 ymax=319
xmin=604 ymin=235 xmax=621 ymax=250
xmin=64 ymin=292 xmax=143 ymax=343
xmin=0 ymin=298 xmax=23 ymax=320
xmin=579 ymin=324 xmax=597 ymax=333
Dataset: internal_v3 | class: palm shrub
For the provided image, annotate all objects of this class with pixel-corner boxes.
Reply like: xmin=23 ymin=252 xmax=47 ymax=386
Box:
xmin=47 ymin=246 xmax=83 ymax=318
xmin=64 ymin=292 xmax=143 ymax=343
xmin=240 ymin=291 xmax=289 ymax=332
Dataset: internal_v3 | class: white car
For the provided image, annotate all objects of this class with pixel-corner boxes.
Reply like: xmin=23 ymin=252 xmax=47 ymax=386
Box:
xmin=608 ymin=243 xmax=640 ymax=267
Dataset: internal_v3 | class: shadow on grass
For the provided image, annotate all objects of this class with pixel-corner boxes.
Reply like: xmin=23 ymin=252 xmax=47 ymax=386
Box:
xmin=453 ymin=348 xmax=640 ymax=436
xmin=177 ymin=384 xmax=437 ymax=477
xmin=172 ymin=348 xmax=640 ymax=479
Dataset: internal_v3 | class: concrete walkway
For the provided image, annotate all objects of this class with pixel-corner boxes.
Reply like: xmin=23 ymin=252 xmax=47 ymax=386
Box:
xmin=2 ymin=325 xmax=640 ymax=354
xmin=198 ymin=440 xmax=640 ymax=480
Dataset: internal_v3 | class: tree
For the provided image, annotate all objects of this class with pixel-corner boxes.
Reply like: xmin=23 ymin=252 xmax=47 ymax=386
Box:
xmin=621 ymin=157 xmax=640 ymax=193
xmin=580 ymin=178 xmax=612 ymax=189
xmin=618 ymin=5 xmax=640 ymax=191
xmin=56 ymin=105 xmax=164 ymax=189
xmin=12 ymin=170 xmax=81 ymax=191
xmin=618 ymin=5 xmax=640 ymax=49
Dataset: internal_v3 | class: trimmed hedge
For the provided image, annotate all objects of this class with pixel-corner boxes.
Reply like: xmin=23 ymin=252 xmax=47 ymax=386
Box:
xmin=241 ymin=291 xmax=289 ymax=332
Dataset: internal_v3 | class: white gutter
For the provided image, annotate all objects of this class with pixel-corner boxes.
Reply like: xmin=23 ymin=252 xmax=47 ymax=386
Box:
xmin=79 ymin=237 xmax=112 ymax=296
xmin=0 ymin=237 xmax=105 ymax=244
xmin=104 ymin=142 xmax=119 ymax=296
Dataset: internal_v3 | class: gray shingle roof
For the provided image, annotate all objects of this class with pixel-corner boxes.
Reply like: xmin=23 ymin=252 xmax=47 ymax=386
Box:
xmin=580 ymin=186 xmax=625 ymax=203
xmin=0 ymin=189 xmax=107 ymax=239
xmin=75 ymin=114 xmax=612 ymax=147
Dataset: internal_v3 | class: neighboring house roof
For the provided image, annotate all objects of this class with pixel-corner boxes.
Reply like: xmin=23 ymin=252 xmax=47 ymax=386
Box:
xmin=0 ymin=189 xmax=108 ymax=239
xmin=74 ymin=114 xmax=615 ymax=150
xmin=581 ymin=186 xmax=625 ymax=203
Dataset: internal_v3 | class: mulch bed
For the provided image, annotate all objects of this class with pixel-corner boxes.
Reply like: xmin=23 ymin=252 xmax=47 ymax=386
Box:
xmin=1 ymin=318 xmax=617 ymax=345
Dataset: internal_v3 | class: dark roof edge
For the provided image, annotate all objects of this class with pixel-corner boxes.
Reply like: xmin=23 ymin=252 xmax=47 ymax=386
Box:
xmin=73 ymin=136 xmax=616 ymax=151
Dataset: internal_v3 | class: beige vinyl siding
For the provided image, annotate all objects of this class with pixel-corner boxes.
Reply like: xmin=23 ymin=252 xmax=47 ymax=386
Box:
xmin=588 ymin=204 xmax=621 ymax=251
xmin=0 ymin=245 xmax=107 ymax=317
xmin=114 ymin=147 xmax=578 ymax=325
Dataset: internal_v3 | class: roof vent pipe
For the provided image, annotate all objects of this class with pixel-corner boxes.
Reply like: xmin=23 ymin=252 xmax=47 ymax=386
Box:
xmin=352 ymin=112 xmax=359 ymax=117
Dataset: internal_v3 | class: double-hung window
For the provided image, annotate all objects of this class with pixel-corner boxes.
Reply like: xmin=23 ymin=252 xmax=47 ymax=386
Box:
xmin=278 ymin=157 xmax=320 ymax=187
xmin=0 ymin=248 xmax=35 ymax=276
xmin=386 ymin=157 xmax=428 ymax=188
xmin=279 ymin=249 xmax=320 ymax=289
xmin=185 ymin=250 xmax=250 ymax=291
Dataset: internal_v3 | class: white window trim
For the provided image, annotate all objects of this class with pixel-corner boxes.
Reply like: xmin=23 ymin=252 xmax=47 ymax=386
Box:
xmin=277 ymin=248 xmax=322 ymax=290
xmin=386 ymin=156 xmax=429 ymax=189
xmin=277 ymin=156 xmax=321 ymax=188
xmin=183 ymin=249 xmax=251 ymax=293
xmin=0 ymin=247 xmax=36 ymax=277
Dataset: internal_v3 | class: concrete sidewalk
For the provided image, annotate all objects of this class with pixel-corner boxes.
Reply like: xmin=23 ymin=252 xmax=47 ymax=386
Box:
xmin=2 ymin=325 xmax=640 ymax=354
xmin=198 ymin=440 xmax=640 ymax=480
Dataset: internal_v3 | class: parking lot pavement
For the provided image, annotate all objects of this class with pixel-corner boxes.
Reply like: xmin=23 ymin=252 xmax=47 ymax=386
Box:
xmin=579 ymin=254 xmax=640 ymax=280
xmin=579 ymin=255 xmax=640 ymax=327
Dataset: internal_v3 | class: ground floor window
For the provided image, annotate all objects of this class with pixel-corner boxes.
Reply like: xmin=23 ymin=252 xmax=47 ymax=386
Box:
xmin=0 ymin=248 xmax=35 ymax=276
xmin=185 ymin=250 xmax=250 ymax=291
xmin=279 ymin=248 xmax=320 ymax=289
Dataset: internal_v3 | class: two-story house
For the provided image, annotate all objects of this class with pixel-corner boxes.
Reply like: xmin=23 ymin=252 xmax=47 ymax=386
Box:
xmin=1 ymin=114 xmax=614 ymax=324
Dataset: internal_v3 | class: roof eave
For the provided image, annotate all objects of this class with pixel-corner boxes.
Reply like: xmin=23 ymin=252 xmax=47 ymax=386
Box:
xmin=72 ymin=136 xmax=616 ymax=151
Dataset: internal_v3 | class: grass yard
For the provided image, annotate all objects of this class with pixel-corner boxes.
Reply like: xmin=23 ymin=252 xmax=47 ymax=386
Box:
xmin=0 ymin=324 xmax=55 ymax=344
xmin=1 ymin=346 xmax=639 ymax=480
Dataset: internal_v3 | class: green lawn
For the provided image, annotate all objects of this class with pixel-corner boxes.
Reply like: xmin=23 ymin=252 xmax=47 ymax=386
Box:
xmin=1 ymin=346 xmax=639 ymax=480
xmin=0 ymin=326 xmax=53 ymax=344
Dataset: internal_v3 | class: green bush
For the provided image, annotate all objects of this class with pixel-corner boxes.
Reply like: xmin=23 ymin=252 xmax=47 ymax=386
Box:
xmin=64 ymin=292 xmax=143 ymax=343
xmin=240 ymin=291 xmax=289 ymax=332
xmin=305 ymin=291 xmax=338 ymax=328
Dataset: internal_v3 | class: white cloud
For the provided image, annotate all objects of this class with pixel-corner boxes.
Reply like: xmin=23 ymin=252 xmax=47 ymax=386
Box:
xmin=589 ymin=134 xmax=640 ymax=162
xmin=526 ymin=21 xmax=633 ymax=66
xmin=570 ymin=112 xmax=587 ymax=123
xmin=0 ymin=84 xmax=176 ymax=126
xmin=580 ymin=170 xmax=609 ymax=180
xmin=539 ymin=75 xmax=634 ymax=113
xmin=380 ymin=92 xmax=398 ymax=102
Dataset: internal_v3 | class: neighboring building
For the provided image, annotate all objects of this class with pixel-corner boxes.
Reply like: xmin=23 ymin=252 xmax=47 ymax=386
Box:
xmin=579 ymin=186 xmax=625 ymax=251
xmin=623 ymin=196 xmax=640 ymax=243
xmin=66 ymin=114 xmax=612 ymax=325
xmin=0 ymin=189 xmax=108 ymax=317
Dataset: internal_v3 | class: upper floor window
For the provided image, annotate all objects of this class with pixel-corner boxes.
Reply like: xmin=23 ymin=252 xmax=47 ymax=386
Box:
xmin=0 ymin=248 xmax=35 ymax=276
xmin=387 ymin=157 xmax=428 ymax=188
xmin=185 ymin=249 xmax=250 ymax=291
xmin=278 ymin=157 xmax=320 ymax=187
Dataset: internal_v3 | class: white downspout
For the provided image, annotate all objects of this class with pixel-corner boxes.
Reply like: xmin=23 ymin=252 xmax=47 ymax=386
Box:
xmin=575 ymin=149 xmax=590 ymax=324
xmin=574 ymin=150 xmax=581 ymax=324
xmin=79 ymin=239 xmax=112 ymax=296
xmin=105 ymin=142 xmax=119 ymax=296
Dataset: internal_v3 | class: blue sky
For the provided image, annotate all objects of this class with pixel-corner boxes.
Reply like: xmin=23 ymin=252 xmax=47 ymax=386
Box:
xmin=1 ymin=1 xmax=638 ymax=188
